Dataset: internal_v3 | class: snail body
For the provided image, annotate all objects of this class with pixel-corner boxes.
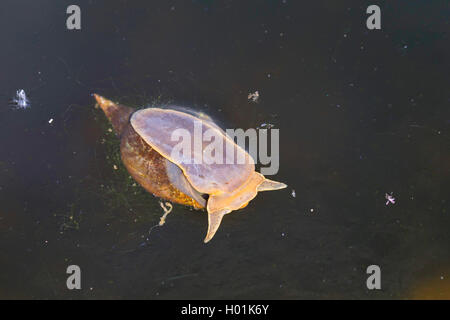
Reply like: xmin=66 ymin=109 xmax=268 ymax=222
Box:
xmin=94 ymin=94 xmax=286 ymax=242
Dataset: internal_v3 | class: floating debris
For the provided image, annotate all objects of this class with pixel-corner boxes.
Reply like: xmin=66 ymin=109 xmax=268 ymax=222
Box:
xmin=113 ymin=165 xmax=118 ymax=170
xmin=248 ymin=90 xmax=260 ymax=102
xmin=158 ymin=201 xmax=173 ymax=226
xmin=48 ymin=118 xmax=54 ymax=124
xmin=11 ymin=89 xmax=30 ymax=109
xmin=291 ymin=189 xmax=296 ymax=198
xmin=385 ymin=192 xmax=396 ymax=206
xmin=259 ymin=123 xmax=275 ymax=129
xmin=146 ymin=201 xmax=175 ymax=240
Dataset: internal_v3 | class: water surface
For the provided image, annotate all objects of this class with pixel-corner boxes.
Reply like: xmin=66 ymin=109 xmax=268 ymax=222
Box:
xmin=0 ymin=0 xmax=448 ymax=299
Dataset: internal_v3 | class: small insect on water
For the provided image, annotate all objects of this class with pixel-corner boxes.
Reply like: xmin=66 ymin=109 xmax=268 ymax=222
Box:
xmin=248 ymin=90 xmax=260 ymax=103
xmin=385 ymin=192 xmax=396 ymax=206
xmin=11 ymin=89 xmax=30 ymax=109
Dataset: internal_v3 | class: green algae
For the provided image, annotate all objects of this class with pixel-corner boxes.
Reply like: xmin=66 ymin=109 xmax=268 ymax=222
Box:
xmin=57 ymin=94 xmax=190 ymax=236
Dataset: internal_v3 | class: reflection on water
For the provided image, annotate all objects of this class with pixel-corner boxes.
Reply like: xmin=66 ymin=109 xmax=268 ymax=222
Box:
xmin=0 ymin=1 xmax=449 ymax=299
xmin=409 ymin=267 xmax=450 ymax=300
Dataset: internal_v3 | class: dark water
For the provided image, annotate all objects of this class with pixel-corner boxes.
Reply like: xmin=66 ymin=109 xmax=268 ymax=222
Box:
xmin=0 ymin=0 xmax=449 ymax=299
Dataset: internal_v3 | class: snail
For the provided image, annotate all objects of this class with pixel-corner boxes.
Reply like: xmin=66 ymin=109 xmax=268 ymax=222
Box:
xmin=94 ymin=94 xmax=286 ymax=242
